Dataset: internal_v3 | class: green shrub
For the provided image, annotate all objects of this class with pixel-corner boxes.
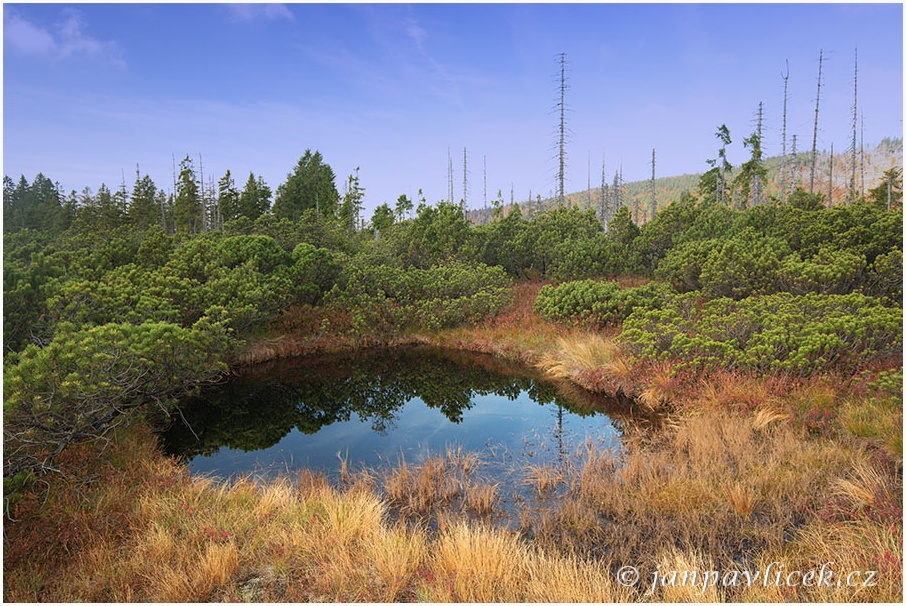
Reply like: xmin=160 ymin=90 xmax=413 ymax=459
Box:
xmin=619 ymin=292 xmax=902 ymax=376
xmin=331 ymin=261 xmax=512 ymax=333
xmin=777 ymin=246 xmax=867 ymax=295
xmin=654 ymin=239 xmax=721 ymax=292
xmin=534 ymin=279 xmax=675 ymax=328
xmin=698 ymin=228 xmax=791 ymax=299
xmin=4 ymin=316 xmax=233 ymax=478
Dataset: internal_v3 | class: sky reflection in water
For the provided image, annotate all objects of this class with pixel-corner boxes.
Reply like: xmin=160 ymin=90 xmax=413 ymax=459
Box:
xmin=160 ymin=346 xmax=629 ymax=490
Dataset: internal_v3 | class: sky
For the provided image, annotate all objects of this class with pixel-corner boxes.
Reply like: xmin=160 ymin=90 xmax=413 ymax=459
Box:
xmin=3 ymin=3 xmax=903 ymax=219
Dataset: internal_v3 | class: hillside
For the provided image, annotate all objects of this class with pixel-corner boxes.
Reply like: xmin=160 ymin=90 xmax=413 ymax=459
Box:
xmin=470 ymin=137 xmax=903 ymax=224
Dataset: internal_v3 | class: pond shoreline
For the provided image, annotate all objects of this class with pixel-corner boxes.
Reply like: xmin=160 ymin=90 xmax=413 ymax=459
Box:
xmin=5 ymin=285 xmax=902 ymax=602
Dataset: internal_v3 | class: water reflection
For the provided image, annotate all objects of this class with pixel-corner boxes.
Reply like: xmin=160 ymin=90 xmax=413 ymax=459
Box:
xmin=159 ymin=346 xmax=633 ymax=480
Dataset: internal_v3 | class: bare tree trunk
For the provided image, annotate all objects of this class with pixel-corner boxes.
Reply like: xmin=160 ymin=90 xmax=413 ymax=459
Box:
xmin=828 ymin=143 xmax=834 ymax=206
xmin=462 ymin=147 xmax=468 ymax=213
xmin=600 ymin=152 xmax=608 ymax=230
xmin=650 ymin=148 xmax=657 ymax=221
xmin=483 ymin=155 xmax=487 ymax=211
xmin=860 ymin=114 xmax=866 ymax=200
xmin=780 ymin=60 xmax=790 ymax=204
xmin=754 ymin=102 xmax=764 ymax=206
xmin=849 ymin=48 xmax=858 ymax=205
xmin=170 ymin=153 xmax=177 ymax=233
xmin=810 ymin=49 xmax=824 ymax=195
xmin=556 ymin=52 xmax=568 ymax=207
xmin=199 ymin=153 xmax=207 ymax=232
xmin=790 ymin=134 xmax=799 ymax=199
xmin=447 ymin=147 xmax=454 ymax=205
xmin=620 ymin=164 xmax=625 ymax=213
xmin=210 ymin=174 xmax=220 ymax=230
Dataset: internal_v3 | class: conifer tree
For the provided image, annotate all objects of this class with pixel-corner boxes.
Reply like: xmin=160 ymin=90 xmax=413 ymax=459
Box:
xmin=239 ymin=172 xmax=272 ymax=220
xmin=129 ymin=168 xmax=159 ymax=230
xmin=274 ymin=150 xmax=339 ymax=220
xmin=217 ymin=170 xmax=241 ymax=224
xmin=174 ymin=155 xmax=201 ymax=233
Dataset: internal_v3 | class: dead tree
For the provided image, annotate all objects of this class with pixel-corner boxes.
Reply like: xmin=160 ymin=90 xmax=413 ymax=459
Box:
xmin=810 ymin=49 xmax=824 ymax=195
xmin=483 ymin=155 xmax=488 ymax=211
xmin=780 ymin=60 xmax=790 ymax=204
xmin=600 ymin=153 xmax=610 ymax=230
xmin=849 ymin=48 xmax=858 ymax=205
xmin=754 ymin=102 xmax=765 ymax=206
xmin=790 ymin=134 xmax=799 ymax=198
xmin=556 ymin=52 xmax=568 ymax=206
xmin=650 ymin=148 xmax=657 ymax=221
xmin=447 ymin=147 xmax=454 ymax=205
xmin=199 ymin=153 xmax=207 ymax=231
xmin=462 ymin=147 xmax=468 ymax=212
xmin=860 ymin=114 xmax=866 ymax=200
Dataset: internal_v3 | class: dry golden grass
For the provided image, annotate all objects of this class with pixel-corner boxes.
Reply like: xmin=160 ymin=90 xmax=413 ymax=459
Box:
xmin=602 ymin=353 xmax=637 ymax=393
xmin=839 ymin=393 xmax=903 ymax=456
xmin=418 ymin=520 xmax=634 ymax=602
xmin=752 ymin=404 xmax=793 ymax=430
xmin=540 ymin=333 xmax=619 ymax=378
xmin=6 ymin=398 xmax=903 ymax=603
xmin=523 ymin=462 xmax=565 ymax=496
xmin=650 ymin=548 xmax=722 ymax=602
xmin=4 ymin=299 xmax=903 ymax=603
xmin=537 ymin=332 xmax=641 ymax=396
xmin=426 ymin=521 xmax=527 ymax=602
xmin=382 ymin=454 xmax=461 ymax=516
xmin=832 ymin=461 xmax=896 ymax=514
xmin=463 ymin=481 xmax=499 ymax=516
xmin=740 ymin=519 xmax=903 ymax=602
xmin=436 ymin=281 xmax=567 ymax=366
xmin=637 ymin=363 xmax=682 ymax=411
xmin=444 ymin=443 xmax=483 ymax=476
xmin=725 ymin=481 xmax=758 ymax=516
xmin=524 ymin=550 xmax=633 ymax=602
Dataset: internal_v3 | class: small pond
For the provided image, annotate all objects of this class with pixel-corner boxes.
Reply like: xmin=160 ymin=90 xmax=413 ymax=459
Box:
xmin=159 ymin=346 xmax=634 ymax=513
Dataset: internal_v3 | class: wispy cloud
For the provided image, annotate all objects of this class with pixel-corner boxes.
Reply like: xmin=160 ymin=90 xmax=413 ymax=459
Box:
xmin=227 ymin=4 xmax=294 ymax=23
xmin=4 ymin=9 xmax=56 ymax=55
xmin=405 ymin=17 xmax=428 ymax=53
xmin=4 ymin=8 xmax=124 ymax=66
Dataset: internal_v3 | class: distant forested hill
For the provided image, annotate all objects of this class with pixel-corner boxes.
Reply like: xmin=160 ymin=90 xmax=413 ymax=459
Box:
xmin=470 ymin=137 xmax=902 ymax=224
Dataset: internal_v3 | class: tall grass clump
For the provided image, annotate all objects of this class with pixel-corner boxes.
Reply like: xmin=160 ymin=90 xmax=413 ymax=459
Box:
xmin=526 ymin=405 xmax=902 ymax=601
xmin=538 ymin=333 xmax=637 ymax=395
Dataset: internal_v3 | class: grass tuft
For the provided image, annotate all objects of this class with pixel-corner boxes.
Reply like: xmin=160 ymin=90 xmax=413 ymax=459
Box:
xmin=725 ymin=481 xmax=758 ymax=516
xmin=523 ymin=463 xmax=564 ymax=496
xmin=463 ymin=481 xmax=499 ymax=517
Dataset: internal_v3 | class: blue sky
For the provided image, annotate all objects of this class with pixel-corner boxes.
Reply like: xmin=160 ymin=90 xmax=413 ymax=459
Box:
xmin=4 ymin=3 xmax=903 ymax=218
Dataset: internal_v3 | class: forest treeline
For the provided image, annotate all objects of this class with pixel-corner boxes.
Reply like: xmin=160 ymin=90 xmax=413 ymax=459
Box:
xmin=3 ymin=146 xmax=903 ymax=482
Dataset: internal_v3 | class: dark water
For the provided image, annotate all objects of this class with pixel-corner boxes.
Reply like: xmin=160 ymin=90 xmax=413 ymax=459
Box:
xmin=159 ymin=346 xmax=631 ymax=491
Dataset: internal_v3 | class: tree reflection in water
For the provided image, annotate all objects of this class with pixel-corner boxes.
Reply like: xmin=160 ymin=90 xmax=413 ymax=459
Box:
xmin=159 ymin=346 xmax=633 ymax=478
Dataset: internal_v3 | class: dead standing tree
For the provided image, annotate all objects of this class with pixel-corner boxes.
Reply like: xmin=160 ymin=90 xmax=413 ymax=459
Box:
xmin=809 ymin=49 xmax=824 ymax=195
xmin=555 ymin=52 xmax=569 ymax=207
xmin=462 ymin=147 xmax=469 ymax=215
xmin=650 ymin=148 xmax=657 ymax=222
xmin=789 ymin=134 xmax=799 ymax=199
xmin=849 ymin=48 xmax=859 ymax=205
xmin=780 ymin=60 xmax=790 ymax=204
xmin=447 ymin=147 xmax=454 ymax=205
